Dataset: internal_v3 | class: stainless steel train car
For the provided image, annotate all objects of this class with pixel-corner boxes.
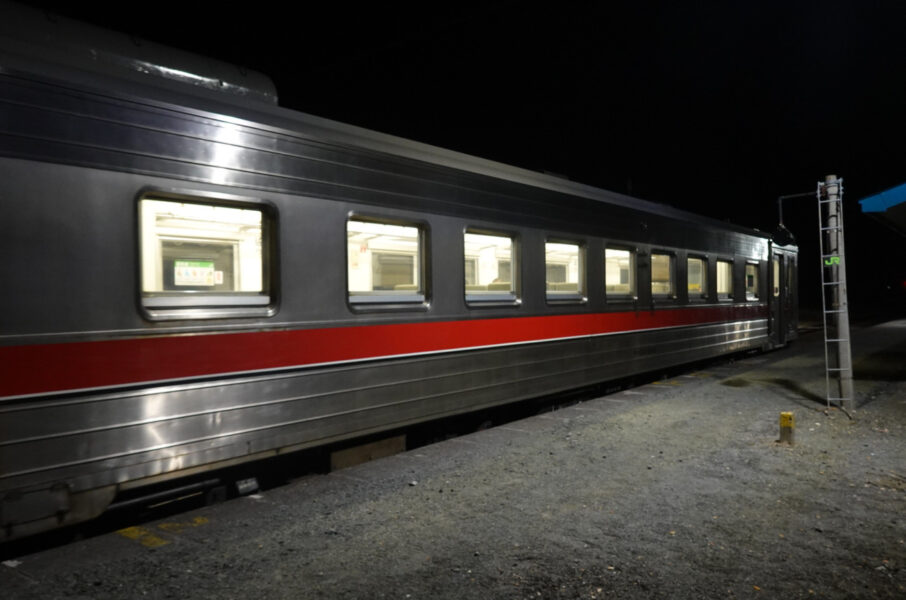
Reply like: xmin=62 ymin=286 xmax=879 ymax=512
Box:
xmin=0 ymin=4 xmax=798 ymax=541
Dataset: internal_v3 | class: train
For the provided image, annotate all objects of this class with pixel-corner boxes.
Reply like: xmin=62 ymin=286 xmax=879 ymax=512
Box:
xmin=0 ymin=4 xmax=797 ymax=542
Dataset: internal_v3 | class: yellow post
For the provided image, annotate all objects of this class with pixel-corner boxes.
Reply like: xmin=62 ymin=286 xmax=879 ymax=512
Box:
xmin=779 ymin=411 xmax=795 ymax=445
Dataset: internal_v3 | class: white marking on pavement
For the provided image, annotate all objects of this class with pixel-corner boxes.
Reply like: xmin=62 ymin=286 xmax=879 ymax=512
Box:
xmin=499 ymin=426 xmax=532 ymax=433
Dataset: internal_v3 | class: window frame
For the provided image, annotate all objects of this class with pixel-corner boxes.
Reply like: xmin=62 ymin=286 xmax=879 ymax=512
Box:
xmin=346 ymin=214 xmax=429 ymax=311
xmin=604 ymin=245 xmax=637 ymax=302
xmin=137 ymin=189 xmax=277 ymax=321
xmin=773 ymin=256 xmax=781 ymax=297
xmin=650 ymin=251 xmax=676 ymax=300
xmin=463 ymin=228 xmax=521 ymax=307
xmin=544 ymin=238 xmax=586 ymax=304
xmin=686 ymin=255 xmax=708 ymax=302
xmin=716 ymin=259 xmax=734 ymax=300
xmin=745 ymin=261 xmax=760 ymax=301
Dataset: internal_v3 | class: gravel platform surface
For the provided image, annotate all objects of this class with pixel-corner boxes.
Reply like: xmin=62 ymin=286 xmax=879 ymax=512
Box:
xmin=3 ymin=322 xmax=905 ymax=599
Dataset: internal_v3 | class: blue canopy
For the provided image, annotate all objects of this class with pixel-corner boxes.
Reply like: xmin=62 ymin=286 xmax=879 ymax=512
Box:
xmin=860 ymin=182 xmax=906 ymax=237
xmin=860 ymin=182 xmax=906 ymax=213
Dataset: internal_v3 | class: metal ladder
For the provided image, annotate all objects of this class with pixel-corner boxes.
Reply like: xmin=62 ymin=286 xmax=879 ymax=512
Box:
xmin=817 ymin=175 xmax=854 ymax=412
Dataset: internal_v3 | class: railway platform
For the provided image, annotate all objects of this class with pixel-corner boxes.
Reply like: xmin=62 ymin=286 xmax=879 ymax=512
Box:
xmin=3 ymin=320 xmax=905 ymax=599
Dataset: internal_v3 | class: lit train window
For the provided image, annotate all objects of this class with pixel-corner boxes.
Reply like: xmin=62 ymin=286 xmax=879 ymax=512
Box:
xmin=687 ymin=256 xmax=707 ymax=300
xmin=716 ymin=260 xmax=734 ymax=299
xmin=139 ymin=196 xmax=272 ymax=318
xmin=605 ymin=247 xmax=636 ymax=299
xmin=745 ymin=262 xmax=759 ymax=300
xmin=464 ymin=231 xmax=518 ymax=304
xmin=347 ymin=219 xmax=424 ymax=304
xmin=545 ymin=241 xmax=584 ymax=301
xmin=651 ymin=253 xmax=675 ymax=297
xmin=773 ymin=257 xmax=781 ymax=297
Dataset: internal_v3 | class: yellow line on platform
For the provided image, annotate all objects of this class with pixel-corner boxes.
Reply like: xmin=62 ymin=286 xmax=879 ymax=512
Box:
xmin=116 ymin=526 xmax=169 ymax=548
xmin=116 ymin=516 xmax=210 ymax=547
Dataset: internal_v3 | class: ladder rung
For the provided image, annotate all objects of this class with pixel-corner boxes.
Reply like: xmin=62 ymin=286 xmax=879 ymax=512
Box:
xmin=824 ymin=309 xmax=846 ymax=313
xmin=825 ymin=338 xmax=849 ymax=342
xmin=819 ymin=198 xmax=842 ymax=204
xmin=823 ymin=281 xmax=842 ymax=285
xmin=827 ymin=367 xmax=851 ymax=371
xmin=821 ymin=253 xmax=841 ymax=258
xmin=826 ymin=398 xmax=852 ymax=403
xmin=820 ymin=226 xmax=842 ymax=231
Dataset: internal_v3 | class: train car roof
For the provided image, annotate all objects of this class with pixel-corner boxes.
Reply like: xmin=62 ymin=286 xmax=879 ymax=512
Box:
xmin=0 ymin=1 xmax=774 ymax=242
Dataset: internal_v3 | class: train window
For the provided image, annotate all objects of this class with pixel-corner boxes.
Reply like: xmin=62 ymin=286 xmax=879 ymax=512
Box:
xmin=139 ymin=196 xmax=272 ymax=319
xmin=605 ymin=247 xmax=636 ymax=299
xmin=545 ymin=241 xmax=584 ymax=301
xmin=745 ymin=262 xmax=759 ymax=300
xmin=464 ymin=231 xmax=518 ymax=304
xmin=786 ymin=258 xmax=794 ymax=297
xmin=347 ymin=219 xmax=424 ymax=304
xmin=650 ymin=253 xmax=675 ymax=297
xmin=687 ymin=256 xmax=708 ymax=300
xmin=773 ymin=257 xmax=781 ymax=297
xmin=716 ymin=260 xmax=734 ymax=299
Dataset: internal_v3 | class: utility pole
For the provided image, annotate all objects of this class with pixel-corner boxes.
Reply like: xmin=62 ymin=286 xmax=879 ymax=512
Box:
xmin=817 ymin=175 xmax=854 ymax=412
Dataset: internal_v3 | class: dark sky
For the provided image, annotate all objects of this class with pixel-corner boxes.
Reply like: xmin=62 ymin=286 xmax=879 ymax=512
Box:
xmin=11 ymin=1 xmax=906 ymax=308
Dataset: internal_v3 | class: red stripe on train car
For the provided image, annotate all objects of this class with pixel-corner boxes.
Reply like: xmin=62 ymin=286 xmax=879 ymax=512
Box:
xmin=0 ymin=305 xmax=767 ymax=398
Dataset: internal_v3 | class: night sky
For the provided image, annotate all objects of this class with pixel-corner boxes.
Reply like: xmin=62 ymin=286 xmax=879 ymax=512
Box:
xmin=10 ymin=1 xmax=906 ymax=312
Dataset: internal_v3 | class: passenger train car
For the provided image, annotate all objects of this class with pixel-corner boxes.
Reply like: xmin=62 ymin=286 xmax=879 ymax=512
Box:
xmin=0 ymin=4 xmax=797 ymax=541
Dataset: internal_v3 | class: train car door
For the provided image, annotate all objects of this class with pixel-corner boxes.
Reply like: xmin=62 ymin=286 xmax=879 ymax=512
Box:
xmin=769 ymin=245 xmax=799 ymax=347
